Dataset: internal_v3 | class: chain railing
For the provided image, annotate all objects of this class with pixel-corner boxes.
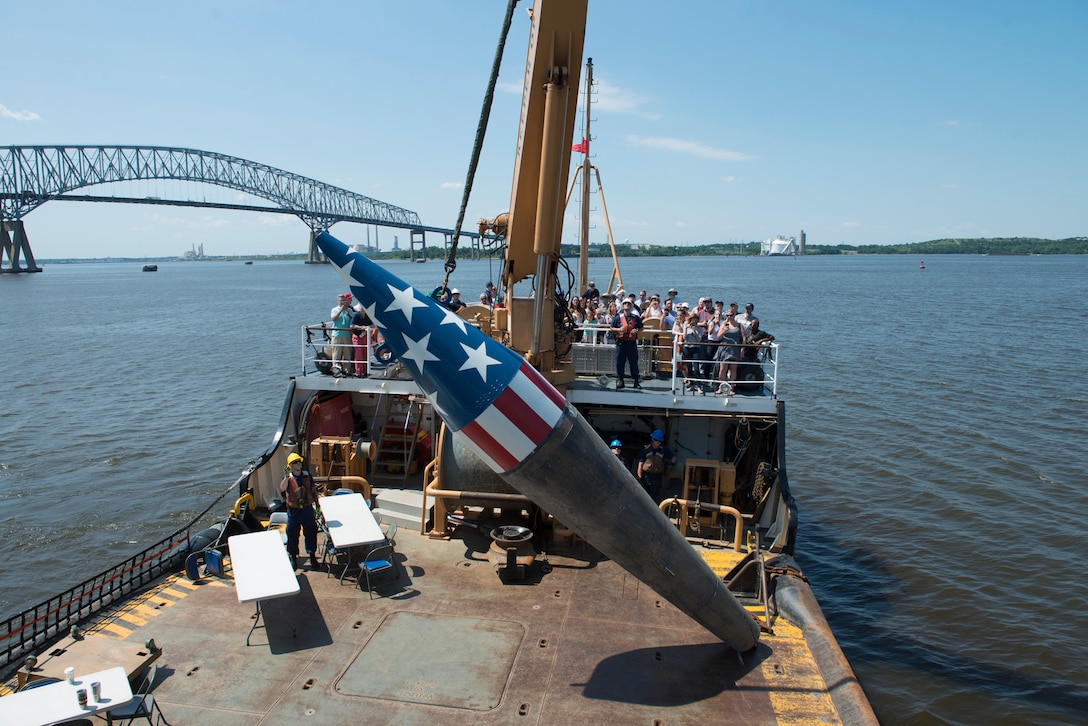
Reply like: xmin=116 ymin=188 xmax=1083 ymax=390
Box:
xmin=0 ymin=474 xmax=247 ymax=674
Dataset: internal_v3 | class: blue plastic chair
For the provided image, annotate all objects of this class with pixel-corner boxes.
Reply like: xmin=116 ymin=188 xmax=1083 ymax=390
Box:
xmin=17 ymin=677 xmax=61 ymax=691
xmin=360 ymin=543 xmax=398 ymax=599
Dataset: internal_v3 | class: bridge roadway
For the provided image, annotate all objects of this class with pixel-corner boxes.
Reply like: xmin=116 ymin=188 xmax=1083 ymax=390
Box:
xmin=0 ymin=145 xmax=482 ymax=271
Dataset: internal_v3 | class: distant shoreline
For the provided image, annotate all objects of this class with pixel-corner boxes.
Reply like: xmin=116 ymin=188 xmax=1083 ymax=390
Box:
xmin=35 ymin=235 xmax=1088 ymax=265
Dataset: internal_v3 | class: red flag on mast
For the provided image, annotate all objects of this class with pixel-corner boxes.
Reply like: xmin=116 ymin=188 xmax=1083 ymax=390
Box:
xmin=571 ymin=138 xmax=587 ymax=154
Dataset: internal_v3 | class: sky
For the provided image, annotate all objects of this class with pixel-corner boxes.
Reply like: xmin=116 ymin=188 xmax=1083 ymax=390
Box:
xmin=2 ymin=0 xmax=1085 ymax=259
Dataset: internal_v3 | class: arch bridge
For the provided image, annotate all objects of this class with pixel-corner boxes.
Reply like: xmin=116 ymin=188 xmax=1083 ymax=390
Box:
xmin=1 ymin=145 xmax=468 ymax=271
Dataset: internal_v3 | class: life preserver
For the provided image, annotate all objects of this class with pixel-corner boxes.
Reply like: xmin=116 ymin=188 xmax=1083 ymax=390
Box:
xmin=374 ymin=343 xmax=396 ymax=366
xmin=230 ymin=492 xmax=255 ymax=519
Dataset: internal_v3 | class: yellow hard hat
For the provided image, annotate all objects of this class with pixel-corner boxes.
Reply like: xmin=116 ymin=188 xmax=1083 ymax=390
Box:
xmin=287 ymin=453 xmax=304 ymax=465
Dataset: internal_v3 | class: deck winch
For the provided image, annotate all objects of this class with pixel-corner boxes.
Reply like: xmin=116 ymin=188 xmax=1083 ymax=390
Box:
xmin=486 ymin=525 xmax=536 ymax=580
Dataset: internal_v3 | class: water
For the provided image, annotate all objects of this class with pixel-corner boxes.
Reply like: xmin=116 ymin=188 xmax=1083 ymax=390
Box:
xmin=2 ymin=254 xmax=1086 ymax=724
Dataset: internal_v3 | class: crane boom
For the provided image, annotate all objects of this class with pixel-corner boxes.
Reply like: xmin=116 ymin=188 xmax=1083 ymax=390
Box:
xmin=483 ymin=0 xmax=587 ymax=385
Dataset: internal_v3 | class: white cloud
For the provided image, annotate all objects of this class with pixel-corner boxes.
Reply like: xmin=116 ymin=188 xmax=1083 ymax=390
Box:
xmin=497 ymin=81 xmax=522 ymax=95
xmin=721 ymin=176 xmax=740 ymax=184
xmin=0 ymin=104 xmax=41 ymax=122
xmin=198 ymin=215 xmax=231 ymax=229
xmin=257 ymin=215 xmax=293 ymax=227
xmin=149 ymin=213 xmax=230 ymax=229
xmin=440 ymin=181 xmax=463 ymax=190
xmin=592 ymin=79 xmax=648 ymax=114
xmin=944 ymin=120 xmax=958 ymax=126
xmin=625 ymin=135 xmax=756 ymax=162
xmin=841 ymin=220 xmax=860 ymax=228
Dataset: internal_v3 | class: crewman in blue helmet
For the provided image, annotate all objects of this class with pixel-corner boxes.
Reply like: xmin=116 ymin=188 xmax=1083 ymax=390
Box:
xmin=637 ymin=430 xmax=676 ymax=499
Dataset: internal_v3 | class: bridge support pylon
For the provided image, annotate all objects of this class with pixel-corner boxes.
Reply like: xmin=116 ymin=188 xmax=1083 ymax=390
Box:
xmin=306 ymin=229 xmax=328 ymax=264
xmin=409 ymin=229 xmax=426 ymax=263
xmin=1 ymin=221 xmax=43 ymax=273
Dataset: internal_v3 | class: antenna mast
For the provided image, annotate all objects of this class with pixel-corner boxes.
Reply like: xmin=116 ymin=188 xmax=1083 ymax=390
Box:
xmin=578 ymin=58 xmax=593 ymax=293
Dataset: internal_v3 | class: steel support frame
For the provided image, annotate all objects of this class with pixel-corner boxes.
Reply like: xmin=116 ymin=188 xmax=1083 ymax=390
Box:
xmin=0 ymin=220 xmax=42 ymax=273
xmin=0 ymin=145 xmax=422 ymax=229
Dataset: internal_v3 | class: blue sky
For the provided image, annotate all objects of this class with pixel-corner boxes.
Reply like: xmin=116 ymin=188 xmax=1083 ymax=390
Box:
xmin=2 ymin=1 xmax=1085 ymax=258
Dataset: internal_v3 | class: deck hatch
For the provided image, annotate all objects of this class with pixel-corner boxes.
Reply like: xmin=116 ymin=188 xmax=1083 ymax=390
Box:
xmin=336 ymin=611 xmax=525 ymax=710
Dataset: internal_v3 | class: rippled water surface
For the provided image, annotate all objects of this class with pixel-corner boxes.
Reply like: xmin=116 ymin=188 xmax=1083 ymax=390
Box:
xmin=2 ymin=254 xmax=1086 ymax=723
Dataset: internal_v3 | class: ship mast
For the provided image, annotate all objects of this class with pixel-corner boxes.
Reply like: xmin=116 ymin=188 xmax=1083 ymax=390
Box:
xmin=570 ymin=57 xmax=622 ymax=297
xmin=578 ymin=59 xmax=593 ymax=294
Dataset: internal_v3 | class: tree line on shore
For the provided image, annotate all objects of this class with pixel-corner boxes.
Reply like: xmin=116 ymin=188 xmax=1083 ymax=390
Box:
xmin=395 ymin=236 xmax=1088 ymax=260
xmin=38 ymin=236 xmax=1086 ymax=264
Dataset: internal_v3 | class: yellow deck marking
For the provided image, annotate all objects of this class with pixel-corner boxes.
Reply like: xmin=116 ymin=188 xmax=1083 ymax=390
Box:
xmin=760 ymin=619 xmax=841 ymax=724
xmin=131 ymin=603 xmax=168 ymax=619
xmin=98 ymin=621 xmax=133 ymax=638
xmin=172 ymin=579 xmax=200 ymax=590
xmin=115 ymin=610 xmax=149 ymax=627
xmin=692 ymin=549 xmax=843 ymax=723
xmin=696 ymin=548 xmax=749 ymax=576
xmin=158 ymin=587 xmax=188 ymax=600
xmin=196 ymin=577 xmax=230 ymax=588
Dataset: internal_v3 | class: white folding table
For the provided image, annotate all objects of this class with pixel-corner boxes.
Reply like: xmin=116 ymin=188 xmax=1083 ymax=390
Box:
xmin=318 ymin=493 xmax=385 ymax=584
xmin=0 ymin=665 xmax=133 ymax=726
xmin=228 ymin=530 xmax=300 ymax=645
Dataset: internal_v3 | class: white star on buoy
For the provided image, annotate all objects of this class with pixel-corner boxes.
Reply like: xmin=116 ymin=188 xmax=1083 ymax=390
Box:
xmin=458 ymin=341 xmax=501 ymax=382
xmin=400 ymin=332 xmax=440 ymax=375
xmin=385 ymin=283 xmax=426 ymax=326
xmin=363 ymin=301 xmax=385 ymax=329
xmin=439 ymin=306 xmax=468 ymax=333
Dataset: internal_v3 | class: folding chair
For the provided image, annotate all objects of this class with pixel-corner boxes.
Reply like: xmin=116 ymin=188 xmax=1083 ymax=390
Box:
xmin=359 ymin=544 xmax=398 ymax=599
xmin=105 ymin=664 xmax=168 ymax=725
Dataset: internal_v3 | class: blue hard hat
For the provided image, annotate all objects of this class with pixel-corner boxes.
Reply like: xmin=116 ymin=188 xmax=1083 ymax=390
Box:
xmin=651 ymin=429 xmax=665 ymax=441
xmin=610 ymin=440 xmax=622 ymax=448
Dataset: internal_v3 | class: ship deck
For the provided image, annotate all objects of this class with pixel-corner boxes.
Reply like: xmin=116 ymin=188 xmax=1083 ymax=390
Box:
xmin=10 ymin=523 xmax=865 ymax=724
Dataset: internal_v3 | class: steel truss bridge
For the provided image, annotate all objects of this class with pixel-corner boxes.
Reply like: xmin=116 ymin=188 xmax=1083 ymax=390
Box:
xmin=1 ymin=145 xmax=474 ymax=272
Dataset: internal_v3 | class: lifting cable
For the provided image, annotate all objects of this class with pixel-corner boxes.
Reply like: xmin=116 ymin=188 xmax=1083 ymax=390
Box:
xmin=442 ymin=0 xmax=520 ymax=293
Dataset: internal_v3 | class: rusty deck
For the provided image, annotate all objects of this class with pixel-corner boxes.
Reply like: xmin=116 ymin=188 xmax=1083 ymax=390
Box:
xmin=5 ymin=527 xmax=864 ymax=724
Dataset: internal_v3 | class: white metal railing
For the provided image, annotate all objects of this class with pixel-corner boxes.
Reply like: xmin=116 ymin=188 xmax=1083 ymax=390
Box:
xmin=301 ymin=323 xmax=382 ymax=377
xmin=298 ymin=320 xmax=779 ymax=396
xmin=572 ymin=324 xmax=778 ymax=397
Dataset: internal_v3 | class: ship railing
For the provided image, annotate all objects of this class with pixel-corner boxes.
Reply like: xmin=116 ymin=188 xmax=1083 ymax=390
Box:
xmin=300 ymin=323 xmax=381 ymax=377
xmin=0 ymin=472 xmax=248 ymax=675
xmin=572 ymin=325 xmax=779 ymax=397
xmin=672 ymin=339 xmax=779 ymax=397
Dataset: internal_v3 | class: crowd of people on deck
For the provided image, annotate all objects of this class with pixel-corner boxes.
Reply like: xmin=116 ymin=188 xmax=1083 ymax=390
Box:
xmin=571 ymin=281 xmax=776 ymax=395
xmin=322 ymin=282 xmax=505 ymax=378
xmin=320 ymin=279 xmax=774 ymax=395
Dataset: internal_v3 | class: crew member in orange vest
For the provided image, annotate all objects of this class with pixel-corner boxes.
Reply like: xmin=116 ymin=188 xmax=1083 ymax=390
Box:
xmin=610 ymin=299 xmax=644 ymax=390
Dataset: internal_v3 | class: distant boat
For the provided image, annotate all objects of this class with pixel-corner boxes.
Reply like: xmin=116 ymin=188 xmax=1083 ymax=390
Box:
xmin=244 ymin=260 xmax=253 ymax=265
xmin=142 ymin=264 xmax=158 ymax=272
xmin=919 ymin=260 xmax=925 ymax=269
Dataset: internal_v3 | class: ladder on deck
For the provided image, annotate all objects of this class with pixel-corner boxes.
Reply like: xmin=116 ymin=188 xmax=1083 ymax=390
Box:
xmin=370 ymin=394 xmax=424 ymax=487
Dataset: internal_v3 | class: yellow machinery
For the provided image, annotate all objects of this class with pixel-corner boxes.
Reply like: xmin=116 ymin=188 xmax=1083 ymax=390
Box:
xmin=479 ymin=0 xmax=588 ymax=390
